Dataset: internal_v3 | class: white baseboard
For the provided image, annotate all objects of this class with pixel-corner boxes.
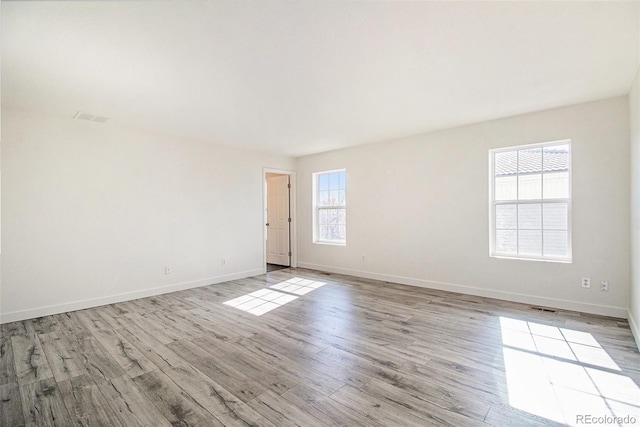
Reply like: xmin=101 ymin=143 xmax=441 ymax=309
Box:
xmin=629 ymin=310 xmax=640 ymax=352
xmin=0 ymin=268 xmax=263 ymax=324
xmin=298 ymin=262 xmax=628 ymax=319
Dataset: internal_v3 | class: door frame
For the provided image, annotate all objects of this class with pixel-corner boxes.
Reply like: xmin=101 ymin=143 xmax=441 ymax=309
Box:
xmin=263 ymin=168 xmax=297 ymax=273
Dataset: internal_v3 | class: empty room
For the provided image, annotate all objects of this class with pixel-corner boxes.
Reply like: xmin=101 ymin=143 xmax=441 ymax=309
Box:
xmin=2 ymin=1 xmax=640 ymax=426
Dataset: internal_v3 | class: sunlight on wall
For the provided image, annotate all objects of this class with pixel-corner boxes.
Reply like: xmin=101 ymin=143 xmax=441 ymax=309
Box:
xmin=500 ymin=317 xmax=640 ymax=426
xmin=223 ymin=277 xmax=326 ymax=316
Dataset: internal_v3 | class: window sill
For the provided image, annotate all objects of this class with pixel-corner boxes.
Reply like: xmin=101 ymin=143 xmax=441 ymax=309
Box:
xmin=314 ymin=240 xmax=346 ymax=246
xmin=490 ymin=254 xmax=572 ymax=264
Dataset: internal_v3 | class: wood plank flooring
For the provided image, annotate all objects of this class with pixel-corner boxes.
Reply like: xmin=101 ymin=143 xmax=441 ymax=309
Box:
xmin=1 ymin=268 xmax=639 ymax=426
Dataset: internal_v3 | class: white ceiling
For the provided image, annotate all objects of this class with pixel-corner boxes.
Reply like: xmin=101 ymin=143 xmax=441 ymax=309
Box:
xmin=2 ymin=1 xmax=639 ymax=157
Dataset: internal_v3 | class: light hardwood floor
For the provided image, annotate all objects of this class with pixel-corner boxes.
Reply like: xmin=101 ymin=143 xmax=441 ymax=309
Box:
xmin=1 ymin=268 xmax=639 ymax=426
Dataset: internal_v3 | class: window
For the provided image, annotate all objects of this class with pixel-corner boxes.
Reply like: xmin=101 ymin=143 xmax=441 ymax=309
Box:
xmin=490 ymin=141 xmax=571 ymax=262
xmin=313 ymin=169 xmax=346 ymax=244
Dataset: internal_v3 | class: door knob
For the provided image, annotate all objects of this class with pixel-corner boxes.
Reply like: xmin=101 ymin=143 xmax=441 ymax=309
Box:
xmin=266 ymin=223 xmax=270 ymax=226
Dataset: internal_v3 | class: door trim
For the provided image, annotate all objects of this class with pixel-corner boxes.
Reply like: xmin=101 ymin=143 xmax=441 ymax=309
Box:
xmin=263 ymin=168 xmax=296 ymax=273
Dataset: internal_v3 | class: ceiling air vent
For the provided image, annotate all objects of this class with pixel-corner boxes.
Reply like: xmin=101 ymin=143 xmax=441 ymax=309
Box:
xmin=73 ymin=112 xmax=109 ymax=123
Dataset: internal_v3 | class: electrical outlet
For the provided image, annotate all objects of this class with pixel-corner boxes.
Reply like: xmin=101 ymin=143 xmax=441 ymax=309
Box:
xmin=221 ymin=258 xmax=226 ymax=266
xmin=165 ymin=266 xmax=172 ymax=275
xmin=361 ymin=255 xmax=365 ymax=261
xmin=581 ymin=278 xmax=591 ymax=288
xmin=600 ymin=281 xmax=609 ymax=292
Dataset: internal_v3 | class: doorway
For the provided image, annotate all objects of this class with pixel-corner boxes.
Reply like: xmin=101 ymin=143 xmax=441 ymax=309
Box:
xmin=263 ymin=168 xmax=296 ymax=273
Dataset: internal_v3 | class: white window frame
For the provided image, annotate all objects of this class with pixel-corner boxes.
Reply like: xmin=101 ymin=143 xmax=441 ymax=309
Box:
xmin=489 ymin=140 xmax=572 ymax=263
xmin=313 ymin=169 xmax=346 ymax=245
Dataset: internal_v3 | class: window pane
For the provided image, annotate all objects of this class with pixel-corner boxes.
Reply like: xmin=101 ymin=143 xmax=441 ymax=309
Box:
xmin=338 ymin=208 xmax=346 ymax=224
xmin=319 ymin=191 xmax=330 ymax=206
xmin=319 ymin=209 xmax=328 ymax=224
xmin=317 ymin=207 xmax=346 ymax=242
xmin=319 ymin=174 xmax=329 ymax=192
xmin=543 ymin=230 xmax=568 ymax=257
xmin=326 ymin=209 xmax=338 ymax=224
xmin=327 ymin=190 xmax=337 ymax=205
xmin=543 ymin=144 xmax=569 ymax=172
xmin=496 ymin=204 xmax=517 ymax=229
xmin=315 ymin=170 xmax=346 ymax=244
xmin=496 ymin=230 xmax=517 ymax=254
xmin=495 ymin=151 xmax=517 ymax=176
xmin=518 ymin=148 xmax=542 ymax=174
xmin=495 ymin=176 xmax=517 ymax=201
xmin=338 ymin=225 xmax=346 ymax=240
xmin=320 ymin=225 xmax=329 ymax=240
xmin=543 ymin=203 xmax=568 ymax=230
xmin=518 ymin=204 xmax=542 ymax=229
xmin=543 ymin=172 xmax=569 ymax=199
xmin=327 ymin=224 xmax=337 ymax=240
xmin=518 ymin=174 xmax=542 ymax=200
xmin=329 ymin=173 xmax=339 ymax=189
xmin=490 ymin=143 xmax=570 ymax=261
xmin=519 ymin=230 xmax=542 ymax=256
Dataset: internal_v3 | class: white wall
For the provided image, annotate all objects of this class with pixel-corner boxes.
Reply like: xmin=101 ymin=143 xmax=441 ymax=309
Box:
xmin=297 ymin=97 xmax=630 ymax=317
xmin=1 ymin=109 xmax=294 ymax=323
xmin=630 ymin=67 xmax=640 ymax=348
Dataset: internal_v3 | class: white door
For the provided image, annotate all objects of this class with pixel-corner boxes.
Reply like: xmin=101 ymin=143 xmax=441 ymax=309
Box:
xmin=266 ymin=174 xmax=290 ymax=266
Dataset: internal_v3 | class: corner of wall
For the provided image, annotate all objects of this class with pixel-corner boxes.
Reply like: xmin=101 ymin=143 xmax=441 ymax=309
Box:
xmin=629 ymin=64 xmax=640 ymax=351
xmin=629 ymin=309 xmax=640 ymax=352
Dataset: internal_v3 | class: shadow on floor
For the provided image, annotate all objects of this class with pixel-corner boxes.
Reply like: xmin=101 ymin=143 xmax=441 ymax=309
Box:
xmin=266 ymin=263 xmax=289 ymax=272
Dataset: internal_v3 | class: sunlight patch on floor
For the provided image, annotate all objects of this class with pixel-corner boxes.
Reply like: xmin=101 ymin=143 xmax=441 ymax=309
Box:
xmin=223 ymin=277 xmax=325 ymax=316
xmin=270 ymin=277 xmax=326 ymax=295
xmin=500 ymin=317 xmax=640 ymax=426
